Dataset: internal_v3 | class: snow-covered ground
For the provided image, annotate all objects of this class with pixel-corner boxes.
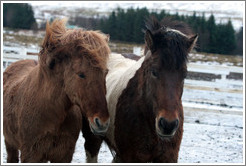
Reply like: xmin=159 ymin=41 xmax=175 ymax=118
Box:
xmin=73 ymin=108 xmax=244 ymax=163
xmin=29 ymin=1 xmax=244 ymax=31
xmin=2 ymin=108 xmax=243 ymax=163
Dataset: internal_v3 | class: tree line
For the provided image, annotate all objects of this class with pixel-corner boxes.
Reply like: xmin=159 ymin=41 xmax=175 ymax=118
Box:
xmin=3 ymin=3 xmax=243 ymax=56
xmin=98 ymin=7 xmax=242 ymax=56
xmin=3 ymin=3 xmax=37 ymax=30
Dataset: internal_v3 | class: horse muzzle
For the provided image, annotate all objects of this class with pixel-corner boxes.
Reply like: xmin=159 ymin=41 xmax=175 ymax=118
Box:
xmin=89 ymin=117 xmax=110 ymax=136
xmin=155 ymin=117 xmax=179 ymax=140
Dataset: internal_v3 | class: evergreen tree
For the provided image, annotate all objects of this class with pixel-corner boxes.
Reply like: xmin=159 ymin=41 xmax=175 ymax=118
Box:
xmin=216 ymin=20 xmax=236 ymax=54
xmin=158 ymin=10 xmax=168 ymax=20
xmin=107 ymin=11 xmax=117 ymax=40
xmin=234 ymin=27 xmax=243 ymax=55
xmin=116 ymin=8 xmax=126 ymax=41
xmin=125 ymin=8 xmax=135 ymax=42
xmin=133 ymin=7 xmax=149 ymax=43
xmin=206 ymin=14 xmax=218 ymax=53
xmin=224 ymin=20 xmax=236 ymax=54
xmin=200 ymin=13 xmax=206 ymax=32
xmin=98 ymin=7 xmax=238 ymax=55
xmin=195 ymin=13 xmax=209 ymax=52
xmin=3 ymin=3 xmax=37 ymax=29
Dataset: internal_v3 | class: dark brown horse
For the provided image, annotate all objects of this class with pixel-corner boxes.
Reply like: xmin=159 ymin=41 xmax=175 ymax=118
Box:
xmin=82 ymin=17 xmax=197 ymax=163
xmin=3 ymin=19 xmax=110 ymax=163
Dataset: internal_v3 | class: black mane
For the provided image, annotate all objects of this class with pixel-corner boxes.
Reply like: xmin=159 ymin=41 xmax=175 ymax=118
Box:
xmin=144 ymin=16 xmax=193 ymax=70
xmin=145 ymin=16 xmax=192 ymax=36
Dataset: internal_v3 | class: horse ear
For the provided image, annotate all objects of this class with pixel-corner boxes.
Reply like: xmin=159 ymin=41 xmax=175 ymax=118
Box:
xmin=42 ymin=21 xmax=52 ymax=49
xmin=187 ymin=34 xmax=198 ymax=52
xmin=145 ymin=30 xmax=155 ymax=53
xmin=41 ymin=21 xmax=54 ymax=70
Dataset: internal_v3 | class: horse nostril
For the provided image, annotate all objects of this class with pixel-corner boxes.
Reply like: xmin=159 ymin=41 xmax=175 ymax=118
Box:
xmin=158 ymin=117 xmax=167 ymax=129
xmin=174 ymin=119 xmax=179 ymax=129
xmin=90 ymin=117 xmax=109 ymax=136
xmin=158 ymin=118 xmax=179 ymax=135
xmin=94 ymin=118 xmax=101 ymax=128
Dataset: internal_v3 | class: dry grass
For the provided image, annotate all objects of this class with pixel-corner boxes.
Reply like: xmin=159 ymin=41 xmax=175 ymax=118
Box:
xmin=3 ymin=33 xmax=43 ymax=47
xmin=189 ymin=52 xmax=243 ymax=67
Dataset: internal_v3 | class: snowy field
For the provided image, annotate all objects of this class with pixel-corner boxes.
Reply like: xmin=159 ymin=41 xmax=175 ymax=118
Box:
xmin=65 ymin=109 xmax=245 ymax=163
xmin=2 ymin=108 xmax=243 ymax=163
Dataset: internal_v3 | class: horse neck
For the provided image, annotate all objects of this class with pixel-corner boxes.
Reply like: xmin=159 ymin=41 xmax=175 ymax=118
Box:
xmin=135 ymin=65 xmax=154 ymax=114
xmin=37 ymin=66 xmax=71 ymax=110
xmin=119 ymin=57 xmax=155 ymax=118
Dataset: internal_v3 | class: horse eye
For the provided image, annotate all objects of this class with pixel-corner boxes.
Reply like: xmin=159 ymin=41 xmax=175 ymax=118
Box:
xmin=151 ymin=70 xmax=158 ymax=78
xmin=78 ymin=73 xmax=86 ymax=79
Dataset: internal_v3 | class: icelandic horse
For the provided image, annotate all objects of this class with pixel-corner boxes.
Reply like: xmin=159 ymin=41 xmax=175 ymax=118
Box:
xmin=82 ymin=17 xmax=198 ymax=162
xmin=3 ymin=19 xmax=111 ymax=163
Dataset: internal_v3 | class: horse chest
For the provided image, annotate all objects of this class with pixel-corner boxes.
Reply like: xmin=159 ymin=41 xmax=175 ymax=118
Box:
xmin=115 ymin=108 xmax=156 ymax=148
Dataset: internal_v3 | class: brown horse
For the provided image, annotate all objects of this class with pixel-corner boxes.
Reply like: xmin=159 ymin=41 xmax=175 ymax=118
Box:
xmin=82 ymin=17 xmax=198 ymax=163
xmin=3 ymin=19 xmax=110 ymax=163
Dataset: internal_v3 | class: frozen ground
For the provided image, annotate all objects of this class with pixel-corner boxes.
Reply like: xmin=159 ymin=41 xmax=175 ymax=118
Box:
xmin=2 ymin=108 xmax=243 ymax=163
xmin=75 ymin=108 xmax=244 ymax=163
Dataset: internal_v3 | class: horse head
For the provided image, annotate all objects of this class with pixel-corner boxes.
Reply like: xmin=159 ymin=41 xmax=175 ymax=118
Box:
xmin=39 ymin=19 xmax=110 ymax=136
xmin=143 ymin=17 xmax=198 ymax=140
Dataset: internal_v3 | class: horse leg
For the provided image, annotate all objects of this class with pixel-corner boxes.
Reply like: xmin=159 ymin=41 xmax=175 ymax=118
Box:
xmin=21 ymin=154 xmax=47 ymax=163
xmin=49 ymin=108 xmax=82 ymax=163
xmin=48 ymin=139 xmax=76 ymax=163
xmin=5 ymin=140 xmax=19 ymax=163
xmin=82 ymin=115 xmax=103 ymax=163
xmin=48 ymin=134 xmax=78 ymax=163
xmin=20 ymin=146 xmax=47 ymax=163
xmin=112 ymin=154 xmax=122 ymax=163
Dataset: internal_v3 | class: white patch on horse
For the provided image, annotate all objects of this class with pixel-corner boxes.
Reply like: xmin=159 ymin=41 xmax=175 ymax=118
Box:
xmin=105 ymin=53 xmax=145 ymax=149
xmin=166 ymin=28 xmax=188 ymax=37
